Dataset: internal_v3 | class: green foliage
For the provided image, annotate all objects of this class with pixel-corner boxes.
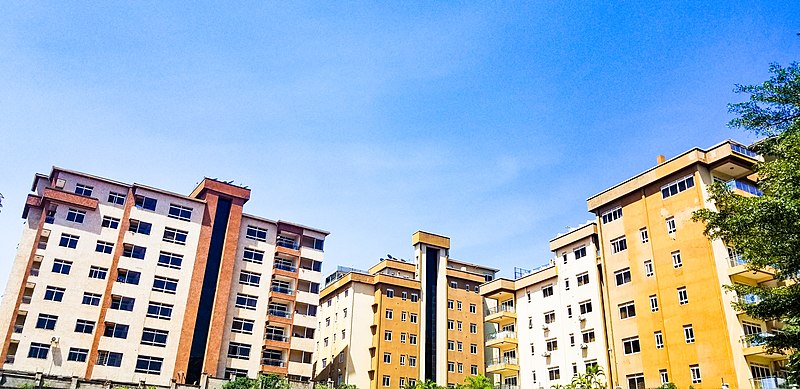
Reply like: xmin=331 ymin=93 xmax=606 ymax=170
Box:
xmin=222 ymin=374 xmax=290 ymax=389
xmin=549 ymin=365 xmax=607 ymax=389
xmin=337 ymin=384 xmax=358 ymax=389
xmin=659 ymin=383 xmax=677 ymax=389
xmin=404 ymin=379 xmax=445 ymax=389
xmin=456 ymin=374 xmax=493 ymax=389
xmin=693 ymin=62 xmax=800 ymax=382
xmin=17 ymin=384 xmax=36 ymax=389
xmin=223 ymin=377 xmax=256 ymax=389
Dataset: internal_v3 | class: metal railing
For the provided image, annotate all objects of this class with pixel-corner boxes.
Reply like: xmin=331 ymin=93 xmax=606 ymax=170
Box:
xmin=261 ymin=358 xmax=286 ymax=367
xmin=264 ymin=333 xmax=289 ymax=342
xmin=21 ymin=295 xmax=32 ymax=304
xmin=29 ymin=268 xmax=40 ymax=277
xmin=13 ymin=325 xmax=23 ymax=333
xmin=487 ymin=357 xmax=518 ymax=367
xmin=494 ymin=385 xmax=519 ymax=389
xmin=270 ymin=286 xmax=294 ymax=295
xmin=276 ymin=237 xmax=299 ymax=250
xmin=750 ymin=377 xmax=786 ymax=389
xmin=268 ymin=309 xmax=292 ymax=319
xmin=487 ymin=330 xmax=516 ymax=341
xmin=731 ymin=144 xmax=759 ymax=159
xmin=486 ymin=306 xmax=515 ymax=315
xmin=727 ymin=180 xmax=763 ymax=196
xmin=729 ymin=255 xmax=747 ymax=267
xmin=273 ymin=262 xmax=297 ymax=272
xmin=4 ymin=355 xmax=14 ymax=364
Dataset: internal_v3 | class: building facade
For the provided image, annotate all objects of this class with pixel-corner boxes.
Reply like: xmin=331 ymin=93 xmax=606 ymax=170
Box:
xmin=0 ymin=167 xmax=327 ymax=386
xmin=588 ymin=140 xmax=788 ymax=389
xmin=314 ymin=231 xmax=497 ymax=388
xmin=481 ymin=222 xmax=610 ymax=389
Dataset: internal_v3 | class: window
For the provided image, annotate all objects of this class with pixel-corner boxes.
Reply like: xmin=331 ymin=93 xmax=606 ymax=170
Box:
xmin=66 ymin=208 xmax=86 ymax=223
xmin=448 ymin=300 xmax=454 ymax=309
xmin=116 ymin=269 xmax=141 ymax=285
xmin=448 ymin=362 xmax=455 ymax=372
xmin=386 ymin=289 xmax=394 ymax=298
xmin=382 ymin=376 xmax=390 ymax=387
xmin=153 ymin=276 xmax=178 ymax=294
xmin=654 ymin=331 xmax=664 ymax=349
xmin=384 ymin=330 xmax=392 ymax=341
xmin=301 ymin=235 xmax=325 ymax=251
xmin=59 ymin=233 xmax=79 ymax=248
xmin=243 ymin=248 xmax=264 ymax=264
xmin=470 ymin=344 xmax=477 ymax=354
xmin=147 ymin=302 xmax=173 ymax=320
xmin=103 ymin=322 xmax=129 ymax=338
xmin=579 ymin=300 xmax=592 ymax=315
xmin=102 ymin=216 xmax=120 ymax=229
xmin=135 ymin=355 xmax=163 ymax=375
xmin=53 ymin=259 xmax=72 ymax=275
xmin=574 ymin=246 xmax=587 ymax=259
xmin=110 ymin=296 xmax=135 ymax=311
xmin=142 ymin=328 xmax=168 ymax=347
xmin=108 ymin=192 xmax=126 ymax=205
xmin=400 ymin=332 xmax=407 ymax=343
xmin=82 ymin=292 xmax=101 ymax=306
xmin=640 ymin=227 xmax=649 ymax=243
xmin=542 ymin=284 xmax=554 ymax=297
xmin=548 ymin=367 xmax=561 ymax=380
xmin=135 ymin=195 xmax=157 ymax=211
xmin=232 ymin=317 xmax=255 ymax=334
xmin=343 ymin=308 xmax=347 ymax=318
xmin=666 ymin=217 xmax=676 ymax=234
xmin=97 ymin=350 xmax=123 ymax=367
xmin=546 ymin=338 xmax=558 ymax=351
xmin=567 ymin=305 xmax=573 ymax=317
xmin=582 ymin=330 xmax=595 ymax=343
xmin=227 ymin=342 xmax=251 ymax=359
xmin=471 ymin=365 xmax=478 ymax=375
xmin=450 ymin=281 xmax=457 ymax=288
xmin=614 ymin=268 xmax=631 ymax=286
xmin=128 ymin=219 xmax=152 ymax=235
xmin=684 ymin=325 xmax=695 ymax=343
xmin=158 ymin=251 xmax=183 ymax=269
xmin=659 ymin=370 xmax=669 ymax=384
xmin=411 ymin=293 xmax=419 ymax=302
xmin=601 ymin=206 xmax=623 ymax=224
xmin=469 ymin=303 xmax=476 ymax=314
xmin=75 ymin=184 xmax=93 ymax=197
xmin=457 ymin=342 xmax=463 ymax=352
xmin=28 ymin=342 xmax=49 ymax=359
xmin=570 ymin=333 xmax=575 ymax=346
xmin=239 ymin=271 xmax=261 ymax=287
xmin=399 ymin=354 xmax=406 ymax=365
xmin=122 ymin=244 xmax=147 ymax=259
xmin=565 ymin=279 xmax=570 ymax=290
xmin=458 ymin=301 xmax=462 ymax=311
xmin=383 ymin=352 xmax=391 ymax=364
xmin=67 ymin=348 xmax=88 ymax=362
xmin=577 ymin=272 xmax=590 ymax=286
xmin=678 ymin=287 xmax=689 ymax=305
xmin=690 ymin=364 xmax=702 ymax=384
xmin=626 ymin=374 xmax=644 ymax=389
xmin=89 ymin=266 xmax=108 ymax=279
xmin=544 ymin=311 xmax=556 ymax=324
xmin=75 ymin=319 xmax=95 ymax=334
xmin=409 ymin=334 xmax=417 ymax=345
xmin=672 ymin=251 xmax=683 ymax=268
xmin=168 ymin=204 xmax=193 ymax=221
xmin=458 ymin=363 xmax=463 ymax=373
xmin=619 ymin=301 xmax=636 ymax=319
xmin=622 ymin=337 xmax=641 ymax=354
xmin=44 ymin=286 xmax=65 ymax=302
xmin=644 ymin=260 xmax=654 ymax=277
xmin=649 ymin=295 xmax=659 ymax=312
xmin=661 ymin=175 xmax=695 ymax=199
xmin=246 ymin=226 xmax=268 ymax=242
xmin=448 ymin=340 xmax=455 ymax=350
xmin=163 ymin=227 xmax=188 ymax=245
xmin=235 ymin=293 xmax=258 ymax=310
xmin=95 ymin=240 xmax=114 ymax=254
xmin=401 ymin=291 xmax=407 ymax=300
xmin=457 ymin=321 xmax=463 ymax=331
xmin=611 ymin=236 xmax=627 ymax=253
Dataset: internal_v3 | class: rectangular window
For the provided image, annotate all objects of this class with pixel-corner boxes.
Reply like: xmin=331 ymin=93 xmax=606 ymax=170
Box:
xmin=128 ymin=219 xmax=152 ymax=235
xmin=67 ymin=348 xmax=89 ymax=362
xmin=231 ymin=318 xmax=254 ymax=334
xmin=158 ymin=251 xmax=183 ymax=269
xmin=448 ymin=320 xmax=454 ymax=330
xmin=44 ymin=286 xmax=65 ymax=302
xmin=611 ymin=236 xmax=627 ymax=253
xmin=574 ymin=246 xmax=587 ymax=259
xmin=458 ymin=321 xmax=463 ymax=331
xmin=622 ymin=337 xmax=641 ymax=355
xmin=82 ymin=292 xmax=101 ymax=306
xmin=147 ymin=302 xmax=173 ymax=320
xmin=577 ymin=272 xmax=590 ymax=286
xmin=88 ymin=266 xmax=108 ymax=279
xmin=246 ymin=225 xmax=268 ymax=242
xmin=660 ymin=370 xmax=669 ymax=384
xmin=410 ymin=313 xmax=418 ymax=323
xmin=384 ymin=330 xmax=392 ymax=341
xmin=661 ymin=175 xmax=695 ymax=199
xmin=385 ymin=309 xmax=393 ymax=320
xmin=243 ymin=248 xmax=265 ymax=264
xmin=28 ymin=342 xmax=50 ymax=359
xmin=134 ymin=195 xmax=157 ymax=211
xmin=582 ymin=330 xmax=595 ymax=343
xmin=108 ymin=192 xmax=126 ymax=205
xmin=448 ymin=300 xmax=454 ymax=309
xmin=387 ymin=289 xmax=394 ymax=298
xmin=678 ymin=287 xmax=689 ymax=305
xmin=75 ymin=319 xmax=95 ymax=334
xmin=649 ymin=295 xmax=659 ymax=312
xmin=116 ymin=269 xmax=141 ymax=285
xmin=601 ymin=206 xmax=623 ymax=224
xmin=102 ymin=216 xmax=120 ymax=229
xmin=614 ymin=268 xmax=631 ymax=286
xmin=59 ymin=233 xmax=79 ymax=249
xmin=690 ymin=365 xmax=702 ymax=384
xmin=542 ymin=284 xmax=554 ymax=297
xmin=448 ymin=362 xmax=454 ymax=372
xmin=103 ymin=322 xmax=129 ymax=339
xmin=239 ymin=270 xmax=261 ymax=287
xmin=409 ymin=335 xmax=417 ymax=345
xmin=382 ymin=376 xmax=390 ymax=387
xmin=135 ymin=355 xmax=163 ymax=375
xmin=684 ymin=325 xmax=695 ymax=343
xmin=411 ymin=293 xmax=419 ymax=302
xmin=163 ymin=227 xmax=188 ymax=245
xmin=655 ymin=331 xmax=664 ymax=349
xmin=640 ymin=227 xmax=649 ymax=243
xmin=549 ymin=367 xmax=561 ymax=381
xmin=152 ymin=276 xmax=178 ymax=294
xmin=579 ymin=300 xmax=593 ymax=315
xmin=471 ymin=344 xmax=478 ymax=354
xmin=666 ymin=217 xmax=677 ymax=234
xmin=383 ymin=352 xmax=391 ymax=364
xmin=546 ymin=338 xmax=558 ymax=351
xmin=53 ymin=259 xmax=72 ymax=275
xmin=619 ymin=301 xmax=636 ymax=319
xmin=470 ymin=303 xmax=476 ymax=313
xmin=401 ymin=311 xmax=407 ymax=321
xmin=627 ymin=374 xmax=645 ymax=389
xmin=470 ymin=323 xmax=477 ymax=333
xmin=141 ymin=328 xmax=169 ymax=347
xmin=168 ymin=204 xmax=193 ymax=221
xmin=236 ymin=293 xmax=258 ymax=310
xmin=95 ymin=240 xmax=114 ymax=254
xmin=75 ymin=184 xmax=93 ymax=197
xmin=544 ymin=311 xmax=556 ymax=324
xmin=672 ymin=251 xmax=683 ymax=268
xmin=122 ymin=244 xmax=147 ymax=259
xmin=644 ymin=260 xmax=654 ymax=277
xmin=97 ymin=350 xmax=123 ymax=367
xmin=301 ymin=235 xmax=325 ymax=251
xmin=66 ymin=208 xmax=86 ymax=223
xmin=227 ymin=342 xmax=251 ymax=360
xmin=110 ymin=296 xmax=135 ymax=311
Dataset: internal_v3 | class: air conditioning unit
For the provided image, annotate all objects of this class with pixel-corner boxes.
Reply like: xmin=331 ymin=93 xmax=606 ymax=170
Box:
xmin=542 ymin=324 xmax=549 ymax=330
xmin=55 ymin=179 xmax=66 ymax=189
xmin=578 ymin=315 xmax=586 ymax=321
xmin=580 ymin=343 xmax=588 ymax=349
xmin=541 ymin=351 xmax=551 ymax=357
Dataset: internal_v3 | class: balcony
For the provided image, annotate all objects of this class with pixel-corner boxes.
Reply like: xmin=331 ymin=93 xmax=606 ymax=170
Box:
xmin=274 ymin=262 xmax=297 ymax=273
xmin=729 ymin=257 xmax=775 ymax=283
xmin=731 ymin=144 xmax=759 ymax=159
xmin=750 ymin=377 xmax=786 ymax=389
xmin=276 ymin=237 xmax=299 ymax=250
xmin=270 ymin=286 xmax=295 ymax=302
xmin=29 ymin=268 xmax=40 ymax=277
xmin=264 ymin=333 xmax=290 ymax=343
xmin=742 ymin=332 xmax=786 ymax=360
xmin=494 ymin=386 xmax=519 ymax=389
xmin=13 ymin=325 xmax=23 ymax=334
xmin=268 ymin=309 xmax=292 ymax=319
xmin=486 ymin=306 xmax=516 ymax=325
xmin=727 ymin=179 xmax=763 ymax=196
xmin=486 ymin=357 xmax=519 ymax=374
xmin=486 ymin=331 xmax=518 ymax=350
xmin=260 ymin=357 xmax=288 ymax=374
xmin=21 ymin=295 xmax=32 ymax=305
xmin=4 ymin=355 xmax=14 ymax=364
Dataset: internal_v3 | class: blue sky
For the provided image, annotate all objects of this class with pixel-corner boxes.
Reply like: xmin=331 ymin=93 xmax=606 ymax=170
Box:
xmin=0 ymin=2 xmax=797 ymax=288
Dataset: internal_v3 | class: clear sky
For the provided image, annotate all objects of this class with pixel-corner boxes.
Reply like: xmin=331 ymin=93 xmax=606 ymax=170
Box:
xmin=0 ymin=2 xmax=797 ymax=289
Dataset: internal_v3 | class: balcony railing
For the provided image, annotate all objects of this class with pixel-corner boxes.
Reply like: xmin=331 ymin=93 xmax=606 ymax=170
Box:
xmin=268 ymin=309 xmax=292 ymax=319
xmin=729 ymin=255 xmax=748 ymax=267
xmin=29 ymin=268 xmax=40 ymax=277
xmin=271 ymin=286 xmax=294 ymax=296
xmin=13 ymin=325 xmax=23 ymax=334
xmin=276 ymin=237 xmax=299 ymax=250
xmin=727 ymin=180 xmax=763 ymax=196
xmin=487 ymin=306 xmax=515 ymax=315
xmin=21 ymin=295 xmax=32 ymax=304
xmin=742 ymin=331 xmax=781 ymax=348
xmin=4 ymin=355 xmax=14 ymax=364
xmin=264 ymin=333 xmax=289 ymax=342
xmin=487 ymin=330 xmax=516 ymax=341
xmin=750 ymin=377 xmax=786 ymax=389
xmin=731 ymin=144 xmax=759 ymax=159
xmin=487 ymin=357 xmax=518 ymax=366
xmin=273 ymin=262 xmax=297 ymax=272
xmin=261 ymin=358 xmax=286 ymax=367
xmin=494 ymin=385 xmax=519 ymax=389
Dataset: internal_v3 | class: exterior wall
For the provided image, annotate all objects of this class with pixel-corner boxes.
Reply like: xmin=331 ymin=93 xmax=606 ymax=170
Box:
xmin=445 ymin=273 xmax=486 ymax=385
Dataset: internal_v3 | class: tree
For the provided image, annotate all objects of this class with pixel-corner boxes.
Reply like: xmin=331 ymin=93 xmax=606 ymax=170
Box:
xmin=457 ymin=374 xmax=493 ymax=389
xmin=570 ymin=365 xmax=606 ymax=389
xmin=405 ymin=379 xmax=445 ymax=389
xmin=693 ymin=62 xmax=800 ymax=382
xmin=222 ymin=374 xmax=290 ymax=389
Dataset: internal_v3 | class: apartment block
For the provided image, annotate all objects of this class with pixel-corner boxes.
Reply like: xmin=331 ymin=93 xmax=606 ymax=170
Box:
xmin=313 ymin=231 xmax=497 ymax=388
xmin=588 ymin=141 xmax=788 ymax=389
xmin=480 ymin=222 xmax=610 ymax=389
xmin=0 ymin=167 xmax=327 ymax=386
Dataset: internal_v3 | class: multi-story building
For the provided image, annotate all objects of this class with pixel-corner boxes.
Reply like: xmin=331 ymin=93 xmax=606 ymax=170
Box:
xmin=481 ymin=222 xmax=610 ymax=389
xmin=313 ymin=231 xmax=497 ymax=388
xmin=0 ymin=167 xmax=327 ymax=386
xmin=588 ymin=140 xmax=788 ymax=389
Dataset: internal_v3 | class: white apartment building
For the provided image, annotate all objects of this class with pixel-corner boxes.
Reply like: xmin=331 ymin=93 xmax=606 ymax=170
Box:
xmin=0 ymin=167 xmax=327 ymax=386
